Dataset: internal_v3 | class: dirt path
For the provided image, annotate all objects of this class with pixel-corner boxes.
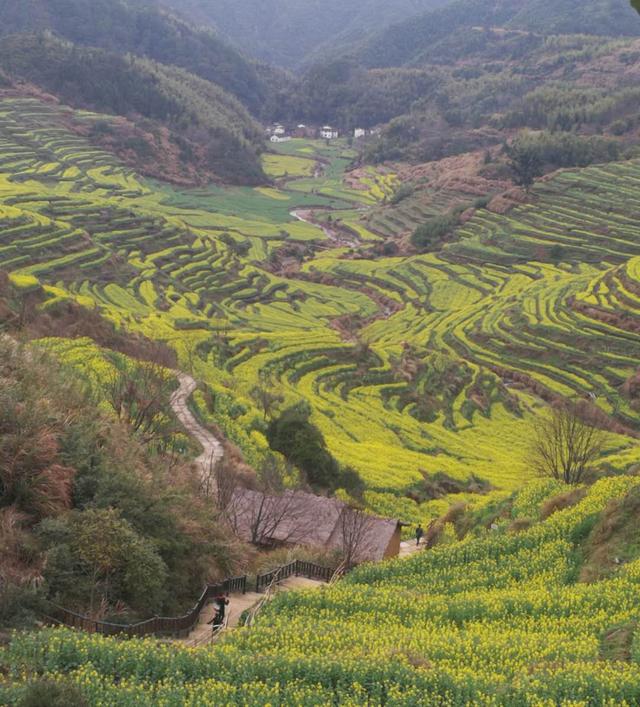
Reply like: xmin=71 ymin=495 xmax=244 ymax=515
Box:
xmin=182 ymin=576 xmax=327 ymax=647
xmin=170 ymin=372 xmax=224 ymax=480
xmin=399 ymin=540 xmax=425 ymax=558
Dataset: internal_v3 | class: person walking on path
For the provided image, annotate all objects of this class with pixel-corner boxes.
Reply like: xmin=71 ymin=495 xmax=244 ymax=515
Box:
xmin=215 ymin=594 xmax=230 ymax=621
xmin=416 ymin=524 xmax=424 ymax=547
xmin=208 ymin=594 xmax=230 ymax=634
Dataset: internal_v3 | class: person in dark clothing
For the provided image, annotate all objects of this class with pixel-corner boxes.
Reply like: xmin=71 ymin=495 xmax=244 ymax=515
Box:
xmin=215 ymin=594 xmax=230 ymax=621
xmin=416 ymin=525 xmax=424 ymax=546
xmin=207 ymin=594 xmax=230 ymax=632
xmin=208 ymin=610 xmax=223 ymax=629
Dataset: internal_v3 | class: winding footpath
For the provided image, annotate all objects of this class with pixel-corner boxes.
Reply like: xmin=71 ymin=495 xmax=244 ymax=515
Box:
xmin=170 ymin=372 xmax=224 ymax=480
xmin=168 ymin=371 xmax=331 ymax=645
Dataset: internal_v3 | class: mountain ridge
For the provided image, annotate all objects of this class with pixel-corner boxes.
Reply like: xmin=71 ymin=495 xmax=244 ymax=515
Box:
xmin=0 ymin=0 xmax=271 ymax=114
xmin=350 ymin=0 xmax=640 ymax=69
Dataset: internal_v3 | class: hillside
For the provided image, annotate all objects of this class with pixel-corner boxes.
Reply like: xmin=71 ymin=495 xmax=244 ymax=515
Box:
xmin=3 ymin=476 xmax=640 ymax=702
xmin=0 ymin=34 xmax=266 ymax=185
xmin=361 ymin=33 xmax=640 ymax=164
xmin=281 ymin=35 xmax=640 ymax=169
xmin=1 ymin=92 xmax=640 ymax=516
xmin=0 ymin=0 xmax=271 ymax=115
xmin=1 ymin=2 xmax=640 ymax=700
xmin=156 ymin=0 xmax=451 ymax=69
xmin=352 ymin=0 xmax=640 ymax=69
xmin=274 ymin=2 xmax=640 ymax=165
xmin=0 ymin=320 xmax=247 ymax=625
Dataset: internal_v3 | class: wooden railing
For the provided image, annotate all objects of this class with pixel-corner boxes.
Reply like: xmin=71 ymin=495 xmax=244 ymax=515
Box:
xmin=46 ymin=559 xmax=334 ymax=639
xmin=255 ymin=559 xmax=333 ymax=593
xmin=45 ymin=575 xmax=247 ymax=640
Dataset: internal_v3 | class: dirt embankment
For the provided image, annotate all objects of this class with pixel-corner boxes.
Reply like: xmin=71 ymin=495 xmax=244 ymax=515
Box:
xmin=70 ymin=117 xmax=219 ymax=187
xmin=396 ymin=149 xmax=513 ymax=200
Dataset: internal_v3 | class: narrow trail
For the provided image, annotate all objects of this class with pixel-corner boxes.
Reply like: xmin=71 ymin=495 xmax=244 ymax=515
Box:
xmin=399 ymin=540 xmax=425 ymax=558
xmin=181 ymin=577 xmax=326 ymax=648
xmin=170 ymin=372 xmax=224 ymax=479
xmin=168 ymin=371 xmax=330 ymax=648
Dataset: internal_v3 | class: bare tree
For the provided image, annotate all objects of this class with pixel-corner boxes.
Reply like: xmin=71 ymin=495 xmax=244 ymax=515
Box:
xmin=226 ymin=488 xmax=312 ymax=546
xmin=210 ymin=456 xmax=239 ymax=509
xmin=105 ymin=361 xmax=176 ymax=447
xmin=530 ymin=401 xmax=608 ymax=485
xmin=340 ymin=504 xmax=377 ymax=569
xmin=224 ymin=458 xmax=309 ymax=545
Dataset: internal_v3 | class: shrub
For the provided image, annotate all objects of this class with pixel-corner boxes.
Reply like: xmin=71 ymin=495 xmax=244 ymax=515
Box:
xmin=18 ymin=679 xmax=87 ymax=707
xmin=411 ymin=213 xmax=458 ymax=250
xmin=389 ymin=183 xmax=415 ymax=205
xmin=267 ymin=404 xmax=341 ymax=490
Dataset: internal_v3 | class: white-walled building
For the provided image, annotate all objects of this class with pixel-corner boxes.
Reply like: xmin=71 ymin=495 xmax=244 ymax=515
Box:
xmin=321 ymin=126 xmax=339 ymax=139
xmin=354 ymin=128 xmax=367 ymax=139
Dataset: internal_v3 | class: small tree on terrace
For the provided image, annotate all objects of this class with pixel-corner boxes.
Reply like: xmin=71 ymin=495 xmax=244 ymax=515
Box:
xmin=530 ymin=401 xmax=608 ymax=485
xmin=250 ymin=385 xmax=284 ymax=421
xmin=505 ymin=136 xmax=543 ymax=191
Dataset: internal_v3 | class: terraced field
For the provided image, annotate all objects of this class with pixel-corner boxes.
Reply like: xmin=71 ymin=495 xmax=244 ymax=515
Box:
xmin=2 ymin=95 xmax=640 ymax=519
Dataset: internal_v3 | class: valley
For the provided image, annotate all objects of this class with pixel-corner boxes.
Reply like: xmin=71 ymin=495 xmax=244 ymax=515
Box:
xmin=2 ymin=1 xmax=640 ymax=703
xmin=2 ymin=94 xmax=640 ymax=522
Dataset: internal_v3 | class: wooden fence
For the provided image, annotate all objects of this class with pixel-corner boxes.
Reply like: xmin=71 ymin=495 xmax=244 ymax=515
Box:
xmin=45 ymin=560 xmax=334 ymax=639
xmin=45 ymin=575 xmax=247 ymax=640
xmin=255 ymin=559 xmax=334 ymax=592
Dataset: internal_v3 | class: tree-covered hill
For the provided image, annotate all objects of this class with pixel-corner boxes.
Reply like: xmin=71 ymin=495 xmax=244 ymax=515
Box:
xmin=265 ymin=0 xmax=640 ymax=165
xmin=351 ymin=0 xmax=640 ymax=69
xmin=280 ymin=29 xmax=640 ymax=167
xmin=0 ymin=33 xmax=267 ymax=184
xmin=0 ymin=0 xmax=271 ymax=115
xmin=153 ymin=0 xmax=451 ymax=69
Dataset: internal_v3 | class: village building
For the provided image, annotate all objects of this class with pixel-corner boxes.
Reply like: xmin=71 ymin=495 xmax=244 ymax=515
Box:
xmin=321 ymin=125 xmax=339 ymax=139
xmin=293 ymin=124 xmax=315 ymax=138
xmin=227 ymin=488 xmax=402 ymax=563
xmin=270 ymin=135 xmax=292 ymax=143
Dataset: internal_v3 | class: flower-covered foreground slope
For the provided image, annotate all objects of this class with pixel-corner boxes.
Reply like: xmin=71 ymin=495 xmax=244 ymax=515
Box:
xmin=3 ymin=476 xmax=640 ymax=705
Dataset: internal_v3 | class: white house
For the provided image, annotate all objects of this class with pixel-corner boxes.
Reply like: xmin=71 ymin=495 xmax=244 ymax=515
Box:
xmin=273 ymin=125 xmax=286 ymax=136
xmin=270 ymin=135 xmax=291 ymax=143
xmin=354 ymin=128 xmax=367 ymax=139
xmin=321 ymin=126 xmax=339 ymax=139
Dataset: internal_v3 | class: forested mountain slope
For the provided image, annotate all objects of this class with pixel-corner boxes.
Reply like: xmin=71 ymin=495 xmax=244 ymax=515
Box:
xmin=280 ymin=30 xmax=640 ymax=168
xmin=263 ymin=0 xmax=640 ymax=165
xmin=155 ymin=0 xmax=451 ymax=68
xmin=0 ymin=0 xmax=270 ymax=114
xmin=352 ymin=0 xmax=640 ymax=69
